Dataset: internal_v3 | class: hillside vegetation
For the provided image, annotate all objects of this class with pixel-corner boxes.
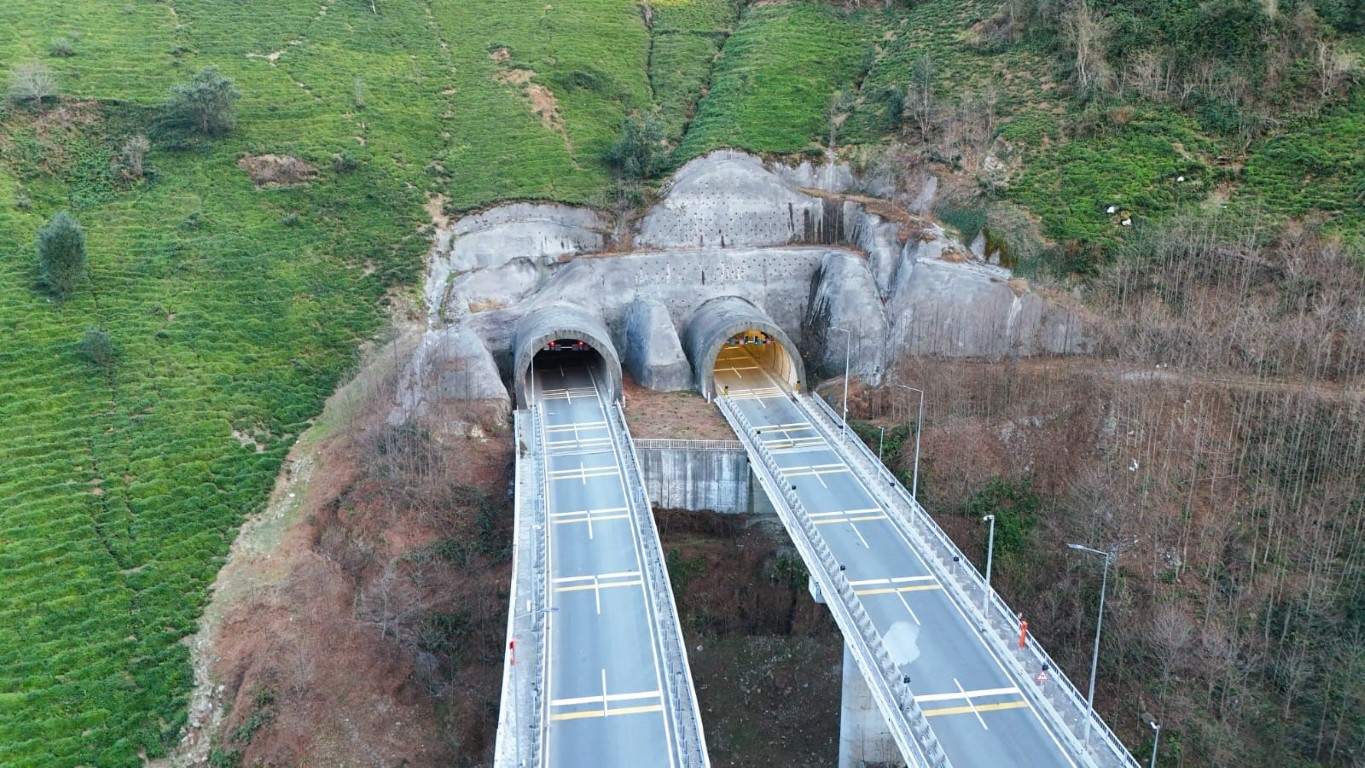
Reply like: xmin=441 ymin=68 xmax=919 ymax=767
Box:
xmin=0 ymin=0 xmax=1360 ymax=765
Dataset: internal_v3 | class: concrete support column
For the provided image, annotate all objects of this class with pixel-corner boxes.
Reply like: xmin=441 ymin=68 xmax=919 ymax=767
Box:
xmin=839 ymin=642 xmax=904 ymax=768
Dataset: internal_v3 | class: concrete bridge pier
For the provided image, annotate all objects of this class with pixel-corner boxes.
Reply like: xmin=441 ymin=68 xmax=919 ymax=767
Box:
xmin=839 ymin=642 xmax=905 ymax=768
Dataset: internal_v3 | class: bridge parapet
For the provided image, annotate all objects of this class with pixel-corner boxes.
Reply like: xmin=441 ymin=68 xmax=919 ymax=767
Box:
xmin=800 ymin=393 xmax=1139 ymax=768
xmin=494 ymin=411 xmax=551 ymax=768
xmin=717 ymin=395 xmax=953 ymax=768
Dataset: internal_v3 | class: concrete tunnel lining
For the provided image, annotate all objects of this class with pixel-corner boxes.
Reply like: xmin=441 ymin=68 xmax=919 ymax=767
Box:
xmin=681 ymin=296 xmax=806 ymax=399
xmin=512 ymin=304 xmax=624 ymax=407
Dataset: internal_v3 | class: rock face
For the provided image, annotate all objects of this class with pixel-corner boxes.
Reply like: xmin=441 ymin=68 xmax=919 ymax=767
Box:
xmin=885 ymin=255 xmax=1089 ymax=358
xmin=391 ymin=327 xmax=510 ymax=424
xmin=426 ymin=203 xmax=608 ymax=320
xmin=415 ymin=151 xmax=1090 ymax=406
xmin=622 ymin=299 xmax=691 ymax=392
xmin=638 ymin=151 xmax=826 ymax=249
xmin=804 ymin=251 xmax=888 ymax=382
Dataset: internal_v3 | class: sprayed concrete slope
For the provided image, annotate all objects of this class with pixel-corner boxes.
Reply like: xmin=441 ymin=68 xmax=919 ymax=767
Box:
xmin=402 ymin=150 xmax=1089 ymax=414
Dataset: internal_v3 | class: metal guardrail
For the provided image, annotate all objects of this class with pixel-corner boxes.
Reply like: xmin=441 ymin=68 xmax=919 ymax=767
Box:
xmin=528 ymin=404 xmax=551 ymax=768
xmin=716 ymin=395 xmax=952 ymax=768
xmin=633 ymin=438 xmax=745 ymax=452
xmin=801 ymin=393 xmax=1140 ymax=768
xmin=494 ymin=410 xmax=552 ymax=768
xmin=609 ymin=402 xmax=711 ymax=768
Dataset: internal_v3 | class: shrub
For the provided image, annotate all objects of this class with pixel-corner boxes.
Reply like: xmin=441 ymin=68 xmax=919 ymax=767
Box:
xmin=166 ymin=68 xmax=240 ymax=137
xmin=605 ymin=112 xmax=667 ymax=180
xmin=36 ymin=210 xmax=87 ymax=298
xmin=78 ymin=327 xmax=118 ymax=370
xmin=8 ymin=61 xmax=59 ymax=105
xmin=116 ymin=134 xmax=151 ymax=180
xmin=48 ymin=38 xmax=76 ymax=58
xmin=332 ymin=151 xmax=359 ymax=174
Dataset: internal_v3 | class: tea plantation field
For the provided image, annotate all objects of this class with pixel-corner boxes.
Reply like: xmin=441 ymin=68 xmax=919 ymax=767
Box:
xmin=1 ymin=0 xmax=1359 ymax=762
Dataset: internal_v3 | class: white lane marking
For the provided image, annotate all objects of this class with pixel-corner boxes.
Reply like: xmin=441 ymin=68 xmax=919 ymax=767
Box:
xmin=550 ymin=506 xmax=630 ymax=519
xmin=724 ymin=346 xmax=1077 ymax=761
xmin=955 ymin=677 xmax=988 ymax=730
xmin=915 ymin=686 xmax=1020 ymax=703
xmin=848 ymin=574 xmax=936 ymax=586
xmin=551 ymin=689 xmax=663 ymax=707
xmin=588 ymin=367 xmax=677 ymax=768
xmin=895 ymin=588 xmax=922 ymax=625
xmin=849 ymin=522 xmax=871 ymax=548
xmin=544 ymin=420 xmax=607 ymax=432
xmin=601 ymin=669 xmax=609 ymax=717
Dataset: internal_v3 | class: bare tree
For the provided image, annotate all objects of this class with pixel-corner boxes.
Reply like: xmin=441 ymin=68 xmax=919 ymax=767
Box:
xmin=1062 ymin=0 xmax=1111 ymax=98
xmin=1315 ymin=40 xmax=1358 ymax=100
xmin=904 ymin=53 xmax=936 ymax=142
xmin=8 ymin=61 xmax=58 ymax=105
xmin=117 ymin=135 xmax=150 ymax=180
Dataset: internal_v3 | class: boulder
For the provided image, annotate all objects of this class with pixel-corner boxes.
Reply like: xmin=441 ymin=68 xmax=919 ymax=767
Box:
xmin=622 ymin=299 xmax=692 ymax=391
xmin=391 ymin=327 xmax=510 ymax=424
xmin=803 ymin=251 xmax=887 ymax=382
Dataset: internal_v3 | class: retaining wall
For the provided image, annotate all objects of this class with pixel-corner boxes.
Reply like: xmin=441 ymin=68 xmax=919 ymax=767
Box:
xmin=634 ymin=439 xmax=774 ymax=516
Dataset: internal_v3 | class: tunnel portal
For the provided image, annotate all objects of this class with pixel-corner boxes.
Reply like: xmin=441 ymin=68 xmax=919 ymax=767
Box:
xmin=681 ymin=297 xmax=805 ymax=399
xmin=512 ymin=306 xmax=623 ymax=407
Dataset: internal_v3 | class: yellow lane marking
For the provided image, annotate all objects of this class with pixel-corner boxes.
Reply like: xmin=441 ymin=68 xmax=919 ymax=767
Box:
xmin=854 ymin=584 xmax=943 ymax=596
xmin=849 ymin=575 xmax=935 ymax=586
xmin=544 ymin=421 xmax=607 ymax=432
xmin=551 ymin=507 xmax=628 ymax=518
xmin=552 ymin=690 xmax=661 ymax=707
xmin=548 ymin=468 xmax=620 ymax=480
xmin=553 ymin=514 xmax=629 ymax=525
xmin=814 ymin=514 xmax=887 ymax=525
xmin=553 ymin=580 xmax=643 ymax=593
xmin=782 ymin=467 xmax=850 ymax=478
xmin=915 ymin=686 xmax=1020 ymax=703
xmin=921 ymin=700 xmax=1029 ymax=718
xmin=550 ymin=704 xmax=665 ymax=722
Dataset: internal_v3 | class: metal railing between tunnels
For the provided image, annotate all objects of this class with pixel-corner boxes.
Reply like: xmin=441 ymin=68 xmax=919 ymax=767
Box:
xmin=801 ymin=392 xmax=1140 ymax=768
xmin=494 ymin=409 xmax=552 ymax=768
xmin=608 ymin=401 xmax=711 ymax=768
xmin=716 ymin=394 xmax=953 ymax=768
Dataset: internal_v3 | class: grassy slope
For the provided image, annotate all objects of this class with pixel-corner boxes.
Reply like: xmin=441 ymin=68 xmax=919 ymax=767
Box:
xmin=673 ymin=1 xmax=871 ymax=164
xmin=1 ymin=0 xmax=1359 ymax=764
xmin=0 ymin=0 xmax=746 ymax=763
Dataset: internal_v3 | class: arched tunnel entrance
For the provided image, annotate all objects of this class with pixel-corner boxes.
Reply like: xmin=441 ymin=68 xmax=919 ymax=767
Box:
xmin=682 ymin=296 xmax=806 ymax=400
xmin=512 ymin=305 xmax=623 ymax=407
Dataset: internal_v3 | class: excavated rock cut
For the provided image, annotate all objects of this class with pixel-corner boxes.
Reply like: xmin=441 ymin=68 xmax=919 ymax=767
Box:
xmin=681 ymin=296 xmax=806 ymax=399
xmin=512 ymin=305 xmax=623 ymax=407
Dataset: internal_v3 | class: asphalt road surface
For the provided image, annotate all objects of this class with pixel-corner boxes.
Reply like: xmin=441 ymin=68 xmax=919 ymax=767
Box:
xmin=715 ymin=344 xmax=1079 ymax=768
xmin=532 ymin=354 xmax=681 ymax=768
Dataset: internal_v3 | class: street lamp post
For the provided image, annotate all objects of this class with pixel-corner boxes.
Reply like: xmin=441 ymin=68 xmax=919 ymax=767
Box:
xmin=1147 ymin=718 xmax=1161 ymax=768
xmin=831 ymin=326 xmax=852 ymax=436
xmin=894 ymin=384 xmax=925 ymax=501
xmin=878 ymin=425 xmax=885 ymax=462
xmin=1067 ymin=543 xmax=1114 ymax=744
xmin=981 ymin=514 xmax=996 ymax=614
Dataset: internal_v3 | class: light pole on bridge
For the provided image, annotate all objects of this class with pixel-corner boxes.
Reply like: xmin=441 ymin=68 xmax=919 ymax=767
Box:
xmin=1066 ymin=540 xmax=1135 ymax=744
xmin=894 ymin=384 xmax=925 ymax=502
xmin=831 ymin=325 xmax=852 ymax=437
xmin=981 ymin=514 xmax=996 ymax=615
